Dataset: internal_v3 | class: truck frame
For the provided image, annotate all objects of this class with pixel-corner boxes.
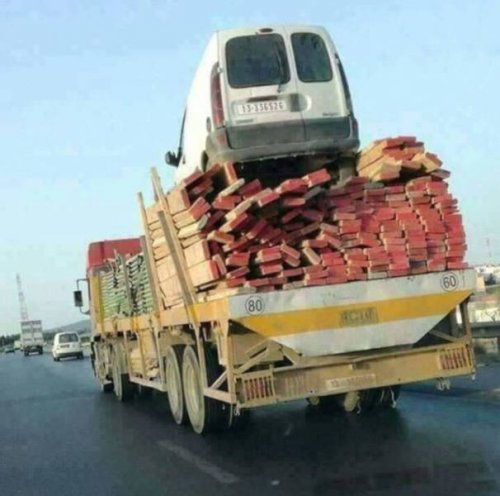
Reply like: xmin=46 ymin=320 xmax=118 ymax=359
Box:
xmin=82 ymin=169 xmax=476 ymax=434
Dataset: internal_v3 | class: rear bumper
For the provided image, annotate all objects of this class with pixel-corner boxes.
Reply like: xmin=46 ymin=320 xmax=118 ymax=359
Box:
xmin=54 ymin=351 xmax=82 ymax=359
xmin=24 ymin=345 xmax=43 ymax=352
xmin=237 ymin=342 xmax=475 ymax=408
xmin=207 ymin=115 xmax=359 ymax=164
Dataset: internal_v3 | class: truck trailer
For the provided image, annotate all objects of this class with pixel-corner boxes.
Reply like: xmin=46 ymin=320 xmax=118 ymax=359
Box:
xmin=76 ymin=166 xmax=475 ymax=434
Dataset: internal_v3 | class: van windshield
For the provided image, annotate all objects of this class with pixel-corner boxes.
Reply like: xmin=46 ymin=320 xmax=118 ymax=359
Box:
xmin=291 ymin=32 xmax=333 ymax=83
xmin=226 ymin=34 xmax=290 ymax=88
xmin=59 ymin=334 xmax=79 ymax=343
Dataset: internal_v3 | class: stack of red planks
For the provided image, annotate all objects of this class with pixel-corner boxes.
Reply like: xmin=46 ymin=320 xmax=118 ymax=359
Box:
xmin=357 ymin=136 xmax=448 ymax=182
xmin=147 ymin=143 xmax=467 ymax=307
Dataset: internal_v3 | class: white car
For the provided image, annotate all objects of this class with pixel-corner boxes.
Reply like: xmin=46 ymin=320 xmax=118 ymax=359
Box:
xmin=166 ymin=25 xmax=359 ymax=182
xmin=52 ymin=332 xmax=84 ymax=361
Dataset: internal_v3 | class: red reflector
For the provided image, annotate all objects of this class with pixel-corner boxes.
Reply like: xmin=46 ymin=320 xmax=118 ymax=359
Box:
xmin=210 ymin=63 xmax=224 ymax=128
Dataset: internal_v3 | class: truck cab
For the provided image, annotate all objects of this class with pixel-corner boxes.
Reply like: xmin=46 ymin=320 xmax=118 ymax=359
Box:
xmin=166 ymin=25 xmax=359 ymax=182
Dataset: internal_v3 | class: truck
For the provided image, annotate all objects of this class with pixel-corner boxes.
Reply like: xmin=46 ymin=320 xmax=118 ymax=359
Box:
xmin=20 ymin=320 xmax=44 ymax=356
xmin=74 ymin=25 xmax=476 ymax=434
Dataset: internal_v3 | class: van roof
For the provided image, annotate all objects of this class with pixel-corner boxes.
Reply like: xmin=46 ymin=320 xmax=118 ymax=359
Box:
xmin=215 ymin=24 xmax=328 ymax=38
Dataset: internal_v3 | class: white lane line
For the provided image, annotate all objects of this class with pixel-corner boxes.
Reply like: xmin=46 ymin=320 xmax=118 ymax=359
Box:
xmin=157 ymin=439 xmax=240 ymax=485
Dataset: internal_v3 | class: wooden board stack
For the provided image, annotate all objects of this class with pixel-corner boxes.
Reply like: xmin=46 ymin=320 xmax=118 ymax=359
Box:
xmin=101 ymin=253 xmax=154 ymax=318
xmin=146 ymin=142 xmax=467 ymax=310
xmin=356 ymin=135 xmax=449 ymax=182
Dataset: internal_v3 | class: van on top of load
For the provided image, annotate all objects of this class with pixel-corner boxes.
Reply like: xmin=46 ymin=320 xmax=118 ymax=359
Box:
xmin=165 ymin=25 xmax=360 ymax=182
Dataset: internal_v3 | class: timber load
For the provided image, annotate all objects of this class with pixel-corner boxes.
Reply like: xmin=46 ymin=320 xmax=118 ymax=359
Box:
xmin=144 ymin=136 xmax=468 ymax=310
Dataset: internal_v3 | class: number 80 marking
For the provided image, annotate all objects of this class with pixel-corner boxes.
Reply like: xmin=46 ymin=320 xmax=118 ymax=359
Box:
xmin=245 ymin=296 xmax=265 ymax=315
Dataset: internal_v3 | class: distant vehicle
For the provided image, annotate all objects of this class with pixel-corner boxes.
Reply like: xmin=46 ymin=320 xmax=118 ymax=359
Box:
xmin=166 ymin=25 xmax=359 ymax=182
xmin=20 ymin=320 xmax=44 ymax=356
xmin=4 ymin=344 xmax=15 ymax=354
xmin=14 ymin=340 xmax=21 ymax=350
xmin=52 ymin=332 xmax=84 ymax=361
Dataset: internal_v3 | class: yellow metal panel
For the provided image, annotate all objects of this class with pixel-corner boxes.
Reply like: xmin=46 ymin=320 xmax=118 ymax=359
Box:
xmin=234 ymin=290 xmax=470 ymax=337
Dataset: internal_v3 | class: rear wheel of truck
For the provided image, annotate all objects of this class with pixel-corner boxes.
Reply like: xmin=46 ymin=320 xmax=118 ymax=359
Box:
xmin=111 ymin=351 xmax=135 ymax=402
xmin=99 ymin=381 xmax=114 ymax=393
xmin=165 ymin=345 xmax=188 ymax=425
xmin=358 ymin=386 xmax=401 ymax=412
xmin=182 ymin=345 xmax=229 ymax=434
xmin=309 ymin=391 xmax=360 ymax=413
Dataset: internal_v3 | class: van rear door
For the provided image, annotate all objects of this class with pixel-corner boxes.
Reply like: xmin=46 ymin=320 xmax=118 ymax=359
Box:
xmin=220 ymin=27 xmax=306 ymax=149
xmin=287 ymin=27 xmax=352 ymax=143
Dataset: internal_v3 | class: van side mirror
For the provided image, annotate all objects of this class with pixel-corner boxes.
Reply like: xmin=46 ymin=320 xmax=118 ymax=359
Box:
xmin=165 ymin=151 xmax=179 ymax=167
xmin=73 ymin=290 xmax=83 ymax=308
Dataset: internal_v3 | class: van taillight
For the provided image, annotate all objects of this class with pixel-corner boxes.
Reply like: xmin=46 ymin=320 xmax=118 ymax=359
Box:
xmin=211 ymin=64 xmax=224 ymax=128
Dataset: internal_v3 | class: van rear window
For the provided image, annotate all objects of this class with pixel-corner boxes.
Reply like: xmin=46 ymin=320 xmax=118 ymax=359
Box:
xmin=226 ymin=34 xmax=290 ymax=88
xmin=291 ymin=33 xmax=333 ymax=83
xmin=59 ymin=334 xmax=78 ymax=343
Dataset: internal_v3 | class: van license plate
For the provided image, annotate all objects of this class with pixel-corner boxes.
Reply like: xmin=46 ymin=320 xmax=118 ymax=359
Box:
xmin=237 ymin=100 xmax=287 ymax=115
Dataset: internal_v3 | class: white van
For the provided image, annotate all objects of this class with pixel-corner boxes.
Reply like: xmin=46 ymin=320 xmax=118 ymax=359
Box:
xmin=52 ymin=332 xmax=83 ymax=361
xmin=166 ymin=25 xmax=359 ymax=182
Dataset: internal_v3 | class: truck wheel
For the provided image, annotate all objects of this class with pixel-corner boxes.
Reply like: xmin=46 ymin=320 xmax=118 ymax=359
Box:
xmin=165 ymin=346 xmax=188 ymax=425
xmin=373 ymin=386 xmax=401 ymax=409
xmin=100 ymin=381 xmax=114 ymax=393
xmin=112 ymin=352 xmax=135 ymax=402
xmin=357 ymin=387 xmax=400 ymax=412
xmin=308 ymin=391 xmax=360 ymax=413
xmin=182 ymin=345 xmax=229 ymax=434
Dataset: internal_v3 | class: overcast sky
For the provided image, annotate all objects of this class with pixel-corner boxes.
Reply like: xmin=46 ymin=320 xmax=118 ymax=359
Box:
xmin=1 ymin=0 xmax=499 ymax=334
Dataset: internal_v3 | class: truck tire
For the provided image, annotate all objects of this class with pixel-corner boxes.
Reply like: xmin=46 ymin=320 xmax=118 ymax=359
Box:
xmin=100 ymin=381 xmax=114 ymax=393
xmin=112 ymin=351 xmax=135 ymax=402
xmin=165 ymin=345 xmax=188 ymax=425
xmin=308 ymin=391 xmax=359 ymax=413
xmin=358 ymin=386 xmax=400 ymax=412
xmin=182 ymin=345 xmax=229 ymax=434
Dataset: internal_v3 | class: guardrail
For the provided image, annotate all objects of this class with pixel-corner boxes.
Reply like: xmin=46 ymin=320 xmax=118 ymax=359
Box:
xmin=470 ymin=321 xmax=500 ymax=339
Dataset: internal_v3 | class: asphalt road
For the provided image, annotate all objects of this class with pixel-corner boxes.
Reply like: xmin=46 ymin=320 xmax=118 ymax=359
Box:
xmin=1 ymin=352 xmax=500 ymax=496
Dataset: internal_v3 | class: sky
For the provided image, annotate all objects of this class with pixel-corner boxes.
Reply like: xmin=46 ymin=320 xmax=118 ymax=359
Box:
xmin=1 ymin=0 xmax=499 ymax=334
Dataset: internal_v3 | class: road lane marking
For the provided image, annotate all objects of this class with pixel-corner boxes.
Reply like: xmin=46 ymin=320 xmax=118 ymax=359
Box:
xmin=157 ymin=439 xmax=239 ymax=484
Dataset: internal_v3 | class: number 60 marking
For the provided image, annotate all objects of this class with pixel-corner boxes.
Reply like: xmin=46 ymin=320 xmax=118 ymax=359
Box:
xmin=440 ymin=273 xmax=459 ymax=292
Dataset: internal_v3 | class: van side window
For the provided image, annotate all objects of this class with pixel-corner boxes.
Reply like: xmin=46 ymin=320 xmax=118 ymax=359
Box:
xmin=291 ymin=33 xmax=333 ymax=83
xmin=226 ymin=34 xmax=290 ymax=88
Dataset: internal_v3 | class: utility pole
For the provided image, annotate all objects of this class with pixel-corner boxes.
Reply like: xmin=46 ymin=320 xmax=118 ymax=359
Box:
xmin=16 ymin=273 xmax=30 ymax=322
xmin=486 ymin=237 xmax=492 ymax=264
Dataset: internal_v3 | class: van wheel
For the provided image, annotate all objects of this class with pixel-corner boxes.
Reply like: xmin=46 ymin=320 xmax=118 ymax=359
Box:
xmin=112 ymin=351 xmax=135 ymax=402
xmin=165 ymin=346 xmax=188 ymax=425
xmin=182 ymin=345 xmax=229 ymax=434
